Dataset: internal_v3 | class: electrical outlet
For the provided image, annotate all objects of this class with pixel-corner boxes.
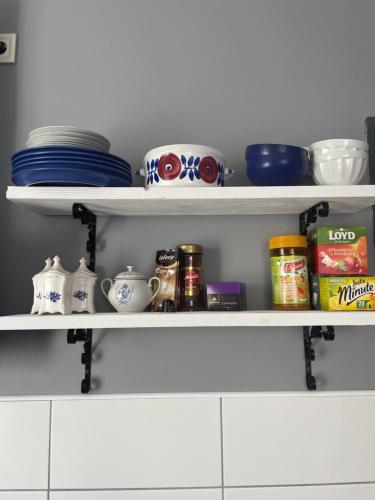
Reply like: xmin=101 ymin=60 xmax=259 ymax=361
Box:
xmin=0 ymin=34 xmax=16 ymax=63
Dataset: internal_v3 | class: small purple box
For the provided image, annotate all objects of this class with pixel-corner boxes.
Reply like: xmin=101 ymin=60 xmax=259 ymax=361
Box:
xmin=206 ymin=282 xmax=246 ymax=311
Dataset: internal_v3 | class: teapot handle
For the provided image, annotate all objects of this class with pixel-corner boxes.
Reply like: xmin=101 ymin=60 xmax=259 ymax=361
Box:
xmin=101 ymin=278 xmax=114 ymax=299
xmin=148 ymin=277 xmax=161 ymax=304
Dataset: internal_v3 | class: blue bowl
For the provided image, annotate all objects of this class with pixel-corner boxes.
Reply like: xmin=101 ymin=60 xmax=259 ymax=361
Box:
xmin=245 ymin=143 xmax=307 ymax=161
xmin=246 ymin=152 xmax=309 ymax=186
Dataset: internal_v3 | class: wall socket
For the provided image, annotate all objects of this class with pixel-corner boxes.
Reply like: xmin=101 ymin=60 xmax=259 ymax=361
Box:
xmin=0 ymin=34 xmax=17 ymax=63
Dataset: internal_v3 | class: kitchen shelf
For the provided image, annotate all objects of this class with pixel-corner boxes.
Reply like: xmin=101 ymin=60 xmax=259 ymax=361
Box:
xmin=6 ymin=185 xmax=375 ymax=216
xmin=1 ymin=311 xmax=374 ymax=331
xmin=6 ymin=181 xmax=375 ymax=392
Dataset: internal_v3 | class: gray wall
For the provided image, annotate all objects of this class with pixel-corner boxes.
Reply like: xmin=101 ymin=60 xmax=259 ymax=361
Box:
xmin=1 ymin=0 xmax=375 ymax=395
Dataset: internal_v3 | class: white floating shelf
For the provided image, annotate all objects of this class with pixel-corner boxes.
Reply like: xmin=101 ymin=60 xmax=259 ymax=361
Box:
xmin=1 ymin=311 xmax=375 ymax=331
xmin=6 ymin=185 xmax=375 ymax=216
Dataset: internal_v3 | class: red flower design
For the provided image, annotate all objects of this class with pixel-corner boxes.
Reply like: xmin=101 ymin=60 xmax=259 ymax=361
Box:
xmin=198 ymin=156 xmax=218 ymax=183
xmin=157 ymin=153 xmax=181 ymax=180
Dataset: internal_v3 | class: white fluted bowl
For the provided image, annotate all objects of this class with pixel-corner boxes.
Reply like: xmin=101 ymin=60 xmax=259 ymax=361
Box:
xmin=309 ymin=138 xmax=368 ymax=156
xmin=312 ymin=151 xmax=368 ymax=185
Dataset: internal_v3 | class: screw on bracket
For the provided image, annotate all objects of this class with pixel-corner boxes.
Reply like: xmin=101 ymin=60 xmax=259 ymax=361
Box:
xmin=299 ymin=201 xmax=330 ymax=236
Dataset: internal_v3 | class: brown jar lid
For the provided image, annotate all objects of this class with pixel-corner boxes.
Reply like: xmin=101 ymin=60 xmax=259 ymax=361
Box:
xmin=178 ymin=244 xmax=203 ymax=254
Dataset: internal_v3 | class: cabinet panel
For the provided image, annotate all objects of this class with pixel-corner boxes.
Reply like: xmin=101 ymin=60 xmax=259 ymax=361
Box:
xmin=225 ymin=484 xmax=375 ymax=500
xmin=222 ymin=394 xmax=375 ymax=486
xmin=0 ymin=495 xmax=47 ymax=500
xmin=50 ymin=397 xmax=221 ymax=489
xmin=0 ymin=401 xmax=50 ymax=489
xmin=51 ymin=490 xmax=221 ymax=500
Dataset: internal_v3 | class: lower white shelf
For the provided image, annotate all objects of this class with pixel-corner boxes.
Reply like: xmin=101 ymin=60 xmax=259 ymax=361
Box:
xmin=0 ymin=311 xmax=374 ymax=331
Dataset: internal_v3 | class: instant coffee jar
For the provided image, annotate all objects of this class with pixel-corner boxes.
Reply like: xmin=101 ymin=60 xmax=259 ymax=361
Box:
xmin=178 ymin=244 xmax=203 ymax=311
xmin=269 ymin=235 xmax=310 ymax=310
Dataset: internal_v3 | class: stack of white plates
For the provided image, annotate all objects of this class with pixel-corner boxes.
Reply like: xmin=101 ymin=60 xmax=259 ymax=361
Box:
xmin=309 ymin=139 xmax=368 ymax=185
xmin=26 ymin=126 xmax=110 ymax=153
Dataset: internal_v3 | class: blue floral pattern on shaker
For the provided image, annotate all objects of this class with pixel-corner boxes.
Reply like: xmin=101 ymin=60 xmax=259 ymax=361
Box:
xmin=73 ymin=290 xmax=88 ymax=301
xmin=46 ymin=291 xmax=61 ymax=303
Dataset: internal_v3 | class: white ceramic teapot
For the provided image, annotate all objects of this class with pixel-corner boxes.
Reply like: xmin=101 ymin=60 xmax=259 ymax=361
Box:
xmin=101 ymin=266 xmax=161 ymax=312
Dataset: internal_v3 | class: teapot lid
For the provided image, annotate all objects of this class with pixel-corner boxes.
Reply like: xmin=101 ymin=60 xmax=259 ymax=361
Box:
xmin=115 ymin=265 xmax=145 ymax=280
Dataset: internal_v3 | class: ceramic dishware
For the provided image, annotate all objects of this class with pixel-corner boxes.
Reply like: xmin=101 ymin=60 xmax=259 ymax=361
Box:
xmin=38 ymin=256 xmax=72 ymax=315
xmin=101 ymin=266 xmax=161 ymax=312
xmin=11 ymin=145 xmax=133 ymax=187
xmin=246 ymin=143 xmax=308 ymax=158
xmin=312 ymin=150 xmax=368 ymax=185
xmin=71 ymin=258 xmax=97 ymax=313
xmin=31 ymin=258 xmax=53 ymax=314
xmin=138 ymin=144 xmax=233 ymax=187
xmin=32 ymin=256 xmax=98 ymax=314
xmin=246 ymin=144 xmax=309 ymax=186
xmin=27 ymin=126 xmax=110 ymax=152
xmin=309 ymin=139 xmax=368 ymax=156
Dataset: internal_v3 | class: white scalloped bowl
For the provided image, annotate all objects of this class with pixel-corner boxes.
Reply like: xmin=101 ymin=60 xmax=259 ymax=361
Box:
xmin=312 ymin=151 xmax=368 ymax=185
xmin=309 ymin=138 xmax=368 ymax=156
xmin=139 ymin=144 xmax=233 ymax=188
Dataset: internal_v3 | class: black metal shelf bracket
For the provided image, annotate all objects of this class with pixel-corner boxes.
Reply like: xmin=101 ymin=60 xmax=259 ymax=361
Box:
xmin=67 ymin=328 xmax=93 ymax=393
xmin=300 ymin=201 xmax=332 ymax=390
xmin=72 ymin=203 xmax=97 ymax=272
xmin=304 ymin=326 xmax=335 ymax=390
xmin=67 ymin=203 xmax=97 ymax=393
xmin=299 ymin=201 xmax=330 ymax=236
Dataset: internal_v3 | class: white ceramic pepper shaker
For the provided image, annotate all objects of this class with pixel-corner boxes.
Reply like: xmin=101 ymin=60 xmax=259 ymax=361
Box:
xmin=71 ymin=257 xmax=97 ymax=313
xmin=38 ymin=255 xmax=72 ymax=315
xmin=31 ymin=257 xmax=53 ymax=314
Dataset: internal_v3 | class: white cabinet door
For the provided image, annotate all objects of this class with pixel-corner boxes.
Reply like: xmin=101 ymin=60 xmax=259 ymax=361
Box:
xmin=222 ymin=394 xmax=375 ymax=486
xmin=0 ymin=401 xmax=50 ymax=489
xmin=0 ymin=494 xmax=47 ymax=500
xmin=51 ymin=490 xmax=221 ymax=500
xmin=50 ymin=397 xmax=221 ymax=489
xmin=225 ymin=484 xmax=375 ymax=500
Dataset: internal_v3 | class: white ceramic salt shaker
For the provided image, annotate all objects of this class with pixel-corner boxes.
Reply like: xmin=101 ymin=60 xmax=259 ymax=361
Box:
xmin=31 ymin=257 xmax=53 ymax=314
xmin=71 ymin=258 xmax=97 ymax=313
xmin=38 ymin=255 xmax=72 ymax=315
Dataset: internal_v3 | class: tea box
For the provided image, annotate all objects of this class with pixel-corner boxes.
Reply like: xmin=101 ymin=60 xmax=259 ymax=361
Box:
xmin=311 ymin=275 xmax=375 ymax=311
xmin=308 ymin=226 xmax=368 ymax=275
xmin=206 ymin=282 xmax=246 ymax=311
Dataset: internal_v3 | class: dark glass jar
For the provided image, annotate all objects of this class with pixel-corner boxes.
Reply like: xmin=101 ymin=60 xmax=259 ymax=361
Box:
xmin=178 ymin=244 xmax=203 ymax=311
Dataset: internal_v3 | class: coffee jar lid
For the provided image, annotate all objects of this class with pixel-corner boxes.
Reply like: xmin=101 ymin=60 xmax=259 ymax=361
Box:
xmin=178 ymin=244 xmax=203 ymax=254
xmin=115 ymin=265 xmax=145 ymax=280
